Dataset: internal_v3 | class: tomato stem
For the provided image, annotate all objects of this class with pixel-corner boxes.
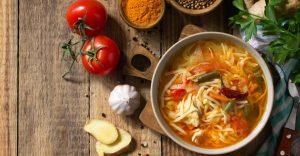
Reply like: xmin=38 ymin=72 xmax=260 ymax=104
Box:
xmin=73 ymin=15 xmax=93 ymax=41
xmin=62 ymin=54 xmax=80 ymax=78
xmin=62 ymin=15 xmax=98 ymax=78
xmin=61 ymin=39 xmax=81 ymax=79
xmin=81 ymin=37 xmax=106 ymax=68
xmin=62 ymin=14 xmax=109 ymax=78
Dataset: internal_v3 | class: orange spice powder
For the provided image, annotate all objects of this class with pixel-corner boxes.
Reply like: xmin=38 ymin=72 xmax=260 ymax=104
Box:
xmin=122 ymin=0 xmax=162 ymax=27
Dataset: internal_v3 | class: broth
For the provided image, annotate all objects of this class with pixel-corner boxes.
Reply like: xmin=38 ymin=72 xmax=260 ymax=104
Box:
xmin=159 ymin=40 xmax=267 ymax=148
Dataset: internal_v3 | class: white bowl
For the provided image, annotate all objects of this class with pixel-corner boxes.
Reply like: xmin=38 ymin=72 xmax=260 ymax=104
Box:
xmin=150 ymin=32 xmax=274 ymax=155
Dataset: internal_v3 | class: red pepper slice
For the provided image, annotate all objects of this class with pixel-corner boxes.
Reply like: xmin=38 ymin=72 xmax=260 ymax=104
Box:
xmin=221 ymin=87 xmax=248 ymax=99
xmin=171 ymin=89 xmax=186 ymax=101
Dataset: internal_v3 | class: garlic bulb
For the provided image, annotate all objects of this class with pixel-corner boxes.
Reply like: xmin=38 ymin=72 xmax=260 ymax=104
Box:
xmin=108 ymin=84 xmax=140 ymax=115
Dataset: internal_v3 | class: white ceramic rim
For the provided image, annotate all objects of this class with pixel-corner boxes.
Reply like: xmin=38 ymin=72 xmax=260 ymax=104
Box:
xmin=150 ymin=32 xmax=274 ymax=155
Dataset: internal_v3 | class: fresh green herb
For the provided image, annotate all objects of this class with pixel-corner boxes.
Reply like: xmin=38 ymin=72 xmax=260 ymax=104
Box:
xmin=292 ymin=67 xmax=300 ymax=84
xmin=229 ymin=12 xmax=257 ymax=41
xmin=232 ymin=0 xmax=245 ymax=11
xmin=230 ymin=0 xmax=300 ymax=83
xmin=229 ymin=0 xmax=258 ymax=41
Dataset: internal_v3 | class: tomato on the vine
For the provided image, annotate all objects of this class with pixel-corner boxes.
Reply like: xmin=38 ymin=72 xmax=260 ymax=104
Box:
xmin=81 ymin=36 xmax=120 ymax=76
xmin=66 ymin=0 xmax=107 ymax=37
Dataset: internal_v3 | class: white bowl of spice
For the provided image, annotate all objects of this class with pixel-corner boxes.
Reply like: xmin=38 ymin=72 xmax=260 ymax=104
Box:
xmin=167 ymin=0 xmax=222 ymax=16
xmin=119 ymin=0 xmax=165 ymax=29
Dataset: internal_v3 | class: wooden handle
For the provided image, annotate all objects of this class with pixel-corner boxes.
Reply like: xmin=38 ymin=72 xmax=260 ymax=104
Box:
xmin=139 ymin=101 xmax=165 ymax=134
xmin=179 ymin=24 xmax=206 ymax=39
xmin=291 ymin=136 xmax=300 ymax=156
xmin=123 ymin=44 xmax=159 ymax=80
xmin=276 ymin=128 xmax=297 ymax=156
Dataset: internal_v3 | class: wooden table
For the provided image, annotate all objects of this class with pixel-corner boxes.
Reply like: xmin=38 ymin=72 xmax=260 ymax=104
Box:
xmin=0 ymin=0 xmax=291 ymax=155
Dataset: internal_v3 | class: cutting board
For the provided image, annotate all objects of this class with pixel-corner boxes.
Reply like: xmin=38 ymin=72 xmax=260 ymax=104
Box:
xmin=123 ymin=24 xmax=206 ymax=134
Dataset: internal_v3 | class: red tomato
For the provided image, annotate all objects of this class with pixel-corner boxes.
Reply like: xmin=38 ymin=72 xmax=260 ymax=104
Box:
xmin=81 ymin=36 xmax=120 ymax=76
xmin=231 ymin=116 xmax=250 ymax=136
xmin=171 ymin=89 xmax=186 ymax=101
xmin=66 ymin=0 xmax=107 ymax=37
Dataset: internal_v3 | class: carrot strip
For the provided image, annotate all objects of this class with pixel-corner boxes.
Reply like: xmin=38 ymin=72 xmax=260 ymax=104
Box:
xmin=191 ymin=63 xmax=214 ymax=74
xmin=209 ymin=92 xmax=230 ymax=102
xmin=190 ymin=90 xmax=198 ymax=95
xmin=249 ymin=83 xmax=258 ymax=93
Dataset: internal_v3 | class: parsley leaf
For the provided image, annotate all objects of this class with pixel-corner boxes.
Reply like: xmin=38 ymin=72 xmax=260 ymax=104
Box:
xmin=232 ymin=0 xmax=245 ymax=11
xmin=292 ymin=69 xmax=300 ymax=84
xmin=230 ymin=0 xmax=300 ymax=84
xmin=265 ymin=5 xmax=277 ymax=23
xmin=268 ymin=0 xmax=285 ymax=6
xmin=229 ymin=12 xmax=257 ymax=41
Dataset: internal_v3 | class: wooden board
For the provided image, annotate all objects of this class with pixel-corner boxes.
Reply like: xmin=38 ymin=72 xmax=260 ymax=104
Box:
xmin=0 ymin=0 xmax=18 ymax=155
xmin=18 ymin=0 xmax=90 ymax=155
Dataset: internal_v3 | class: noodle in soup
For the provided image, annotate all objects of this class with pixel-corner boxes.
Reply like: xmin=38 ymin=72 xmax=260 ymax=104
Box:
xmin=159 ymin=40 xmax=267 ymax=148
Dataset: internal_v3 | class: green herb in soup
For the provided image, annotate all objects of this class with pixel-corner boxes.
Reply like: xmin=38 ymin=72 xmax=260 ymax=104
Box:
xmin=159 ymin=40 xmax=267 ymax=148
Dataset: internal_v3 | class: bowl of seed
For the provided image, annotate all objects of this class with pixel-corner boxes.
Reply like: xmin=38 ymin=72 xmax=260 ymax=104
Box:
xmin=167 ymin=0 xmax=222 ymax=16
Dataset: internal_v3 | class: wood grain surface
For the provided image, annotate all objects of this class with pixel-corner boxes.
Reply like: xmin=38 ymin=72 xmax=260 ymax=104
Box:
xmin=0 ymin=0 xmax=18 ymax=156
xmin=18 ymin=0 xmax=89 ymax=155
xmin=1 ymin=0 xmax=296 ymax=155
xmin=89 ymin=1 xmax=161 ymax=156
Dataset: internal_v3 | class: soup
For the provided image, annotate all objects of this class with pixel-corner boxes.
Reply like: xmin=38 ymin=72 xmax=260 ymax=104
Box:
xmin=159 ymin=40 xmax=267 ymax=148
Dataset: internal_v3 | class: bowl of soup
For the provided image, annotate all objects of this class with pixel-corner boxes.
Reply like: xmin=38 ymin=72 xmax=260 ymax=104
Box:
xmin=150 ymin=32 xmax=274 ymax=154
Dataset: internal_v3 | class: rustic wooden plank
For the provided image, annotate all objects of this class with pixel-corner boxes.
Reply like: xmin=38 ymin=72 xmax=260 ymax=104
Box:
xmin=160 ymin=3 xmax=230 ymax=155
xmin=0 ymin=0 xmax=18 ymax=155
xmin=18 ymin=0 xmax=90 ymax=155
xmin=89 ymin=1 xmax=161 ymax=156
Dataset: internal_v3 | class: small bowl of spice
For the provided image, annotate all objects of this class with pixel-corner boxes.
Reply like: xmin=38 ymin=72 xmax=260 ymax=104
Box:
xmin=167 ymin=0 xmax=222 ymax=16
xmin=120 ymin=0 xmax=165 ymax=29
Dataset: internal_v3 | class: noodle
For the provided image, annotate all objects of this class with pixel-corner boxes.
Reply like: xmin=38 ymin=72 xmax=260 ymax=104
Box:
xmin=161 ymin=74 xmax=180 ymax=107
xmin=159 ymin=40 xmax=267 ymax=148
xmin=170 ymin=123 xmax=187 ymax=135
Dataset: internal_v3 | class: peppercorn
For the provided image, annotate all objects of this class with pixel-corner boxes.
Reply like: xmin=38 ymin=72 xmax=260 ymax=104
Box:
xmin=176 ymin=0 xmax=216 ymax=10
